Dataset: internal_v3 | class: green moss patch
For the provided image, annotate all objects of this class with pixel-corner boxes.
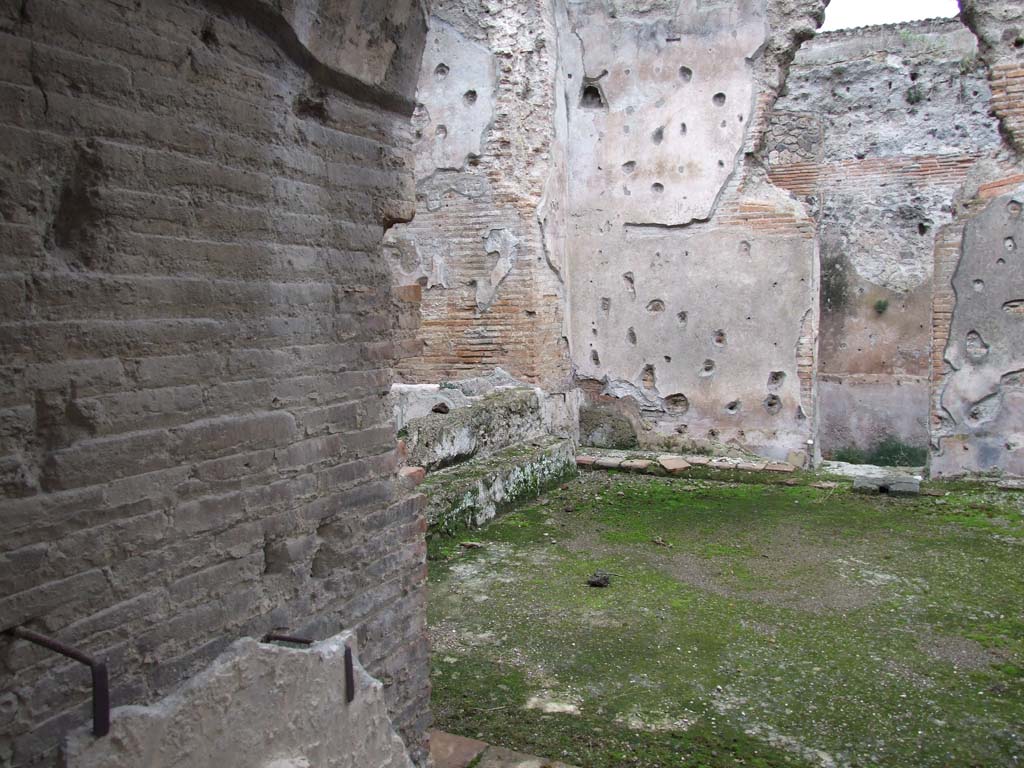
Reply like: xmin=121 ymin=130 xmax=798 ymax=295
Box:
xmin=430 ymin=472 xmax=1024 ymax=767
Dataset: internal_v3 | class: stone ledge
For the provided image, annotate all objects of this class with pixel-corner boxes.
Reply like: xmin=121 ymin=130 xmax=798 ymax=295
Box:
xmin=576 ymin=450 xmax=806 ymax=483
xmin=422 ymin=437 xmax=577 ymax=535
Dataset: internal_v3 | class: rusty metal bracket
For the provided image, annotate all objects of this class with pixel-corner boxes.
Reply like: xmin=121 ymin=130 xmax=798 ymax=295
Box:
xmin=259 ymin=631 xmax=355 ymax=703
xmin=261 ymin=632 xmax=314 ymax=646
xmin=344 ymin=645 xmax=355 ymax=703
xmin=5 ymin=626 xmax=110 ymax=737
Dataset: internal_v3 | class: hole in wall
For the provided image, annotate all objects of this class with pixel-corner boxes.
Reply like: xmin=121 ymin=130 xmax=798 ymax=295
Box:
xmin=767 ymin=371 xmax=786 ymax=390
xmin=966 ymin=330 xmax=990 ymax=360
xmin=718 ymin=160 xmax=725 ymax=168
xmin=678 ymin=66 xmax=693 ymax=82
xmin=627 ymin=327 xmax=637 ymax=345
xmin=973 ymin=279 xmax=985 ymax=292
xmin=581 ymin=84 xmax=605 ymax=109
xmin=652 ymin=126 xmax=665 ymax=145
xmin=680 ymin=122 xmax=687 ymax=136
xmin=713 ymin=329 xmax=726 ymax=346
xmin=623 ymin=272 xmax=635 ymax=297
xmin=1006 ymin=237 xmax=1017 ymax=252
xmin=1008 ymin=200 xmax=1022 ymax=216
xmin=199 ymin=18 xmax=218 ymax=47
xmin=646 ymin=299 xmax=665 ymax=312
xmin=665 ymin=394 xmax=689 ymax=414
xmin=435 ymin=63 xmax=449 ymax=80
xmin=713 ymin=92 xmax=726 ymax=106
xmin=435 ymin=125 xmax=448 ymax=138
xmin=700 ymin=359 xmax=715 ymax=376
xmin=1003 ymin=300 xmax=1024 ymax=315
xmin=463 ymin=90 xmax=478 ymax=106
xmin=739 ymin=241 xmax=751 ymax=256
xmin=622 ymin=161 xmax=636 ymax=174
xmin=918 ymin=223 xmax=929 ymax=236
xmin=763 ymin=394 xmax=782 ymax=414
xmin=641 ymin=364 xmax=657 ymax=390
xmin=677 ymin=311 xmax=688 ymax=325
xmin=725 ymin=400 xmax=741 ymax=414
xmin=591 ymin=349 xmax=601 ymax=364
xmin=601 ymin=297 xmax=611 ymax=311
xmin=651 ymin=183 xmax=664 ymax=194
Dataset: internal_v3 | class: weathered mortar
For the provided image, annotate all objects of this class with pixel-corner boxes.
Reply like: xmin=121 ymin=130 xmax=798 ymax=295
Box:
xmin=0 ymin=1 xmax=431 ymax=765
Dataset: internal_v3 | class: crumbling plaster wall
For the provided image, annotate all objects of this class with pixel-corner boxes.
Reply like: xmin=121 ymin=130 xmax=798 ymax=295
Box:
xmin=928 ymin=0 xmax=1024 ymax=476
xmin=384 ymin=0 xmax=571 ymax=389
xmin=563 ymin=0 xmax=827 ymax=462
xmin=0 ymin=1 xmax=431 ymax=765
xmin=767 ymin=19 xmax=1003 ymax=459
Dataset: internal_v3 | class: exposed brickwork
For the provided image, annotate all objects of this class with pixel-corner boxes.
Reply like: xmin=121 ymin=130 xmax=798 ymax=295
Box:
xmin=387 ymin=0 xmax=569 ymax=390
xmin=769 ymin=155 xmax=981 ymax=198
xmin=0 ymin=1 xmax=430 ymax=765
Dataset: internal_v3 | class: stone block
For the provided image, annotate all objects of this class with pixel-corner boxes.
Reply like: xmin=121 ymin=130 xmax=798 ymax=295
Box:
xmin=422 ymin=437 xmax=577 ymax=532
xmin=620 ymin=459 xmax=653 ymax=472
xmin=64 ymin=632 xmax=413 ymax=768
xmin=400 ymin=466 xmax=426 ymax=488
xmin=430 ymin=730 xmax=488 ymax=768
xmin=852 ymin=475 xmax=920 ymax=495
xmin=736 ymin=461 xmax=768 ymax=471
xmin=593 ymin=457 xmax=622 ymax=470
xmin=658 ymin=456 xmax=691 ymax=475
xmin=575 ymin=455 xmax=598 ymax=468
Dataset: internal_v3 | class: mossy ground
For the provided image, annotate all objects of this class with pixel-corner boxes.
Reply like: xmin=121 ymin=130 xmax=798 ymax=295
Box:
xmin=428 ymin=472 xmax=1024 ymax=767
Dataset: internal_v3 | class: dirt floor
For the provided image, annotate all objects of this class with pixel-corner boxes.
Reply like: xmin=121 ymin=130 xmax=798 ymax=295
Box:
xmin=428 ymin=470 xmax=1024 ymax=768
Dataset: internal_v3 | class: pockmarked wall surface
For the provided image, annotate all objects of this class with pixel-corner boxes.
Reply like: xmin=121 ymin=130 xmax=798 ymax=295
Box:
xmin=768 ymin=18 xmax=1002 ymax=461
xmin=384 ymin=0 xmax=570 ymax=389
xmin=562 ymin=0 xmax=826 ymax=462
xmin=0 ymin=1 xmax=431 ymax=765
xmin=929 ymin=0 xmax=1024 ymax=477
xmin=933 ymin=186 xmax=1024 ymax=476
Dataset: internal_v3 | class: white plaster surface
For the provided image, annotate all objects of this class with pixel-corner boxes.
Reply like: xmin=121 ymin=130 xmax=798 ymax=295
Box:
xmin=935 ymin=186 xmax=1024 ymax=476
xmin=63 ymin=632 xmax=413 ymax=768
xmin=412 ymin=21 xmax=496 ymax=178
xmin=570 ymin=221 xmax=815 ymax=459
xmin=566 ymin=1 xmax=767 ymax=226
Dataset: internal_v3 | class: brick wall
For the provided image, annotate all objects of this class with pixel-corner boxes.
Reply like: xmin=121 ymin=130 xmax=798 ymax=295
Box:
xmin=0 ymin=1 xmax=430 ymax=765
xmin=385 ymin=0 xmax=570 ymax=390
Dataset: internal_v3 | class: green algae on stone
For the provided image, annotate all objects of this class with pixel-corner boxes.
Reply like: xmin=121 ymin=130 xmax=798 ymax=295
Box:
xmin=429 ymin=472 xmax=1024 ymax=768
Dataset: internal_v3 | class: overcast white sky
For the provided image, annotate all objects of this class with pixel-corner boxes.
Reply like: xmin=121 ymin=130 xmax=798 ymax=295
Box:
xmin=821 ymin=0 xmax=961 ymax=31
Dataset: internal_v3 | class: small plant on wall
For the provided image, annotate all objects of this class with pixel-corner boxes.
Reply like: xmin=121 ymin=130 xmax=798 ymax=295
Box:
xmin=874 ymin=299 xmax=889 ymax=315
xmin=905 ymin=85 xmax=924 ymax=105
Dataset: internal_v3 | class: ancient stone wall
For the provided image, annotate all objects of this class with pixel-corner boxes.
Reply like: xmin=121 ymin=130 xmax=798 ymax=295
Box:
xmin=768 ymin=18 xmax=1003 ymax=461
xmin=384 ymin=0 xmax=570 ymax=390
xmin=928 ymin=0 xmax=1024 ymax=477
xmin=0 ymin=1 xmax=431 ymax=765
xmin=562 ymin=0 xmax=826 ymax=463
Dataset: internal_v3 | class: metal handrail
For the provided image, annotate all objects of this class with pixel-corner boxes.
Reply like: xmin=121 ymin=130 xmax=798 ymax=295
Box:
xmin=5 ymin=627 xmax=110 ymax=737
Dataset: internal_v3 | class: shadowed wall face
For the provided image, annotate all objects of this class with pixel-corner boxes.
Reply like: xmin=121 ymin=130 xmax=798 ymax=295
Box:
xmin=0 ymin=1 xmax=431 ymax=765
